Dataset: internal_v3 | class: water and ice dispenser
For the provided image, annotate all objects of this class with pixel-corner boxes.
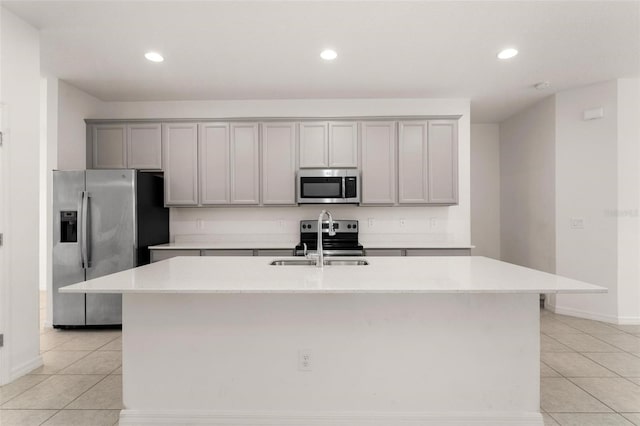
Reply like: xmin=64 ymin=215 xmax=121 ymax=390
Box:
xmin=60 ymin=211 xmax=78 ymax=243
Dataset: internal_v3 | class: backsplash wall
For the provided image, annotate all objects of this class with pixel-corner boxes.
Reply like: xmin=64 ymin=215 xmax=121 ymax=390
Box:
xmin=170 ymin=205 xmax=470 ymax=246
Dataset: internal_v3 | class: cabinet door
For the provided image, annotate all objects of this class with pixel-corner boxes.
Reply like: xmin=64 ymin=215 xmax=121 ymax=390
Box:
xmin=127 ymin=123 xmax=162 ymax=169
xmin=299 ymin=122 xmax=328 ymax=168
xmin=162 ymin=123 xmax=199 ymax=206
xmin=202 ymin=249 xmax=254 ymax=256
xmin=150 ymin=249 xmax=201 ymax=263
xmin=360 ymin=121 xmax=396 ymax=205
xmin=262 ymin=122 xmax=297 ymax=205
xmin=428 ymin=120 xmax=458 ymax=204
xmin=398 ymin=121 xmax=429 ymax=204
xmin=230 ymin=123 xmax=260 ymax=204
xmin=199 ymin=123 xmax=230 ymax=205
xmin=364 ymin=249 xmax=404 ymax=256
xmin=405 ymin=249 xmax=470 ymax=256
xmin=92 ymin=124 xmax=127 ymax=169
xmin=329 ymin=122 xmax=358 ymax=167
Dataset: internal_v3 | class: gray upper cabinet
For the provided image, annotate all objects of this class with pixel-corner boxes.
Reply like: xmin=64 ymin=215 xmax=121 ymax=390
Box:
xmin=91 ymin=123 xmax=161 ymax=169
xmin=299 ymin=121 xmax=358 ymax=168
xmin=398 ymin=121 xmax=429 ymax=204
xmin=199 ymin=123 xmax=230 ymax=205
xmin=427 ymin=120 xmax=458 ymax=204
xmin=92 ymin=124 xmax=127 ymax=169
xmin=398 ymin=120 xmax=459 ymax=205
xmin=360 ymin=121 xmax=397 ymax=205
xmin=230 ymin=123 xmax=260 ymax=204
xmin=299 ymin=122 xmax=328 ymax=168
xmin=329 ymin=122 xmax=358 ymax=168
xmin=127 ymin=123 xmax=162 ymax=169
xmin=162 ymin=123 xmax=199 ymax=206
xmin=261 ymin=122 xmax=297 ymax=205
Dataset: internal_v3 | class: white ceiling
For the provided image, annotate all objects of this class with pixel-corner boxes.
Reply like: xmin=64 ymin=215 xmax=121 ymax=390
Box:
xmin=4 ymin=1 xmax=640 ymax=122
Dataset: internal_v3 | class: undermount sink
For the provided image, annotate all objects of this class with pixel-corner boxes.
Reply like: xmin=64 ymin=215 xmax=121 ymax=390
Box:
xmin=269 ymin=259 xmax=317 ymax=266
xmin=269 ymin=259 xmax=369 ymax=266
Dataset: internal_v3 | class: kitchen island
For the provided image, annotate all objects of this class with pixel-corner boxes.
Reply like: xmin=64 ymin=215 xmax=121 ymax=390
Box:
xmin=61 ymin=256 xmax=605 ymax=426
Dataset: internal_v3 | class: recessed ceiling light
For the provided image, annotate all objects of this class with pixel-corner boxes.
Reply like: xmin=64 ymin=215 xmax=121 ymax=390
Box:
xmin=320 ymin=49 xmax=338 ymax=61
xmin=145 ymin=52 xmax=164 ymax=63
xmin=497 ymin=48 xmax=518 ymax=60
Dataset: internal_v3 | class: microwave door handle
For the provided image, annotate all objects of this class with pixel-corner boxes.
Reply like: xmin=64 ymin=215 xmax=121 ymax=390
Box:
xmin=342 ymin=178 xmax=346 ymax=199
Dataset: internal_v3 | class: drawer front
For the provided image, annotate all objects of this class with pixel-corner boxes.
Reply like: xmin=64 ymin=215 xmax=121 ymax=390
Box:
xmin=256 ymin=249 xmax=294 ymax=257
xmin=202 ymin=249 xmax=255 ymax=256
xmin=364 ymin=249 xmax=404 ymax=257
xmin=150 ymin=249 xmax=201 ymax=262
xmin=405 ymin=249 xmax=470 ymax=256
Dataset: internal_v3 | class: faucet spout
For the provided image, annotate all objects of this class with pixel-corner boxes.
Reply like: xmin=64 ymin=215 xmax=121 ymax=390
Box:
xmin=317 ymin=210 xmax=335 ymax=267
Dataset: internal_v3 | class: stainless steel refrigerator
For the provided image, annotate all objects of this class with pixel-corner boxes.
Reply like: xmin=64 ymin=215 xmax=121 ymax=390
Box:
xmin=53 ymin=169 xmax=169 ymax=327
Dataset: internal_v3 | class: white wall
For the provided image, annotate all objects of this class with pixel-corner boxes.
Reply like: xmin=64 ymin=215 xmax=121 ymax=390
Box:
xmin=57 ymin=79 xmax=104 ymax=170
xmin=94 ymin=98 xmax=472 ymax=246
xmin=499 ymin=96 xmax=556 ymax=273
xmin=470 ymin=124 xmax=500 ymax=258
xmin=554 ymin=80 xmax=620 ymax=322
xmin=0 ymin=7 xmax=43 ymax=384
xmin=616 ymin=78 xmax=640 ymax=322
xmin=41 ymin=76 xmax=59 ymax=326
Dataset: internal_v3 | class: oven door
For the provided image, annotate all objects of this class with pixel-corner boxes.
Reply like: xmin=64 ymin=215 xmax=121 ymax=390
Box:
xmin=298 ymin=176 xmax=345 ymax=203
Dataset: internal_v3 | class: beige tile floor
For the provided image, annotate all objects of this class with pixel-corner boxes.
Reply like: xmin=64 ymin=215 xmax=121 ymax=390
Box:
xmin=1 ymin=293 xmax=639 ymax=425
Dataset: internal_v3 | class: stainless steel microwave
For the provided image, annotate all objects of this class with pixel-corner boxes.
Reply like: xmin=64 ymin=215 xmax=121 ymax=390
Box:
xmin=297 ymin=169 xmax=360 ymax=204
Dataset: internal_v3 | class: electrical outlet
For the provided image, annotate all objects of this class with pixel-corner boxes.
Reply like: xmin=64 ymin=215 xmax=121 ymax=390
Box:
xmin=367 ymin=218 xmax=374 ymax=228
xmin=278 ymin=220 xmax=285 ymax=229
xmin=298 ymin=350 xmax=312 ymax=371
xmin=399 ymin=218 xmax=406 ymax=228
xmin=429 ymin=217 xmax=438 ymax=230
xmin=196 ymin=219 xmax=203 ymax=230
xmin=570 ymin=217 xmax=585 ymax=229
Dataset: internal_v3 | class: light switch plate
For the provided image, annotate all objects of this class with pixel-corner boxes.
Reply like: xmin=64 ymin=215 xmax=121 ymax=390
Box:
xmin=570 ymin=217 xmax=585 ymax=229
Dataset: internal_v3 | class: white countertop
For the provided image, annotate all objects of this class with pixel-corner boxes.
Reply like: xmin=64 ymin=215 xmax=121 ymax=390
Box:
xmin=60 ymin=256 xmax=606 ymax=295
xmin=149 ymin=242 xmax=296 ymax=250
xmin=149 ymin=242 xmax=473 ymax=250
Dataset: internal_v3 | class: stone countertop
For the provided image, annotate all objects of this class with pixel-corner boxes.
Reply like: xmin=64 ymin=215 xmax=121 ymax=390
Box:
xmin=149 ymin=242 xmax=474 ymax=250
xmin=61 ymin=256 xmax=606 ymax=295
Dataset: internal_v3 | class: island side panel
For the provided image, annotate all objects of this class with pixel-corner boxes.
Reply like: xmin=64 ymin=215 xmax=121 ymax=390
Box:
xmin=121 ymin=293 xmax=541 ymax=424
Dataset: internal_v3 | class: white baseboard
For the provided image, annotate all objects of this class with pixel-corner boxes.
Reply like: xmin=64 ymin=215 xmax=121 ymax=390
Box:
xmin=551 ymin=305 xmax=640 ymax=325
xmin=118 ymin=410 xmax=544 ymax=426
xmin=10 ymin=354 xmax=43 ymax=381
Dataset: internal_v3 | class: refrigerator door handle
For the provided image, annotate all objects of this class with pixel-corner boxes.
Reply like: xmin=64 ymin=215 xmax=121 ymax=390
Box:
xmin=81 ymin=191 xmax=92 ymax=268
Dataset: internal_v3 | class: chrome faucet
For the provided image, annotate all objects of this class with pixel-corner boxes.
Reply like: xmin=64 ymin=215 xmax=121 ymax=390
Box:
xmin=315 ymin=209 xmax=335 ymax=267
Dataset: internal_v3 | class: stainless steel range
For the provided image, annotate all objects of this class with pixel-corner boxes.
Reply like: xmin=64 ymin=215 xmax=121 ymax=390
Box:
xmin=294 ymin=219 xmax=364 ymax=256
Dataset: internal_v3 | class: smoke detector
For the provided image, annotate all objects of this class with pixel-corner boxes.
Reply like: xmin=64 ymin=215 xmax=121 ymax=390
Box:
xmin=534 ymin=81 xmax=551 ymax=90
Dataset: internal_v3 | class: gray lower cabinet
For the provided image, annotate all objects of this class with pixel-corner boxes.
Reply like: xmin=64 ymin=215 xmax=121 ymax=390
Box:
xmin=365 ymin=248 xmax=470 ymax=256
xmin=364 ymin=249 xmax=404 ymax=257
xmin=256 ymin=249 xmax=294 ymax=257
xmin=405 ymin=249 xmax=470 ymax=256
xmin=202 ymin=249 xmax=254 ymax=256
xmin=150 ymin=249 xmax=201 ymax=263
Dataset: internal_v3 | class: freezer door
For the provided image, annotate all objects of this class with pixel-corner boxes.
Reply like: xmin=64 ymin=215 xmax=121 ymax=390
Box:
xmin=52 ymin=171 xmax=86 ymax=326
xmin=84 ymin=170 xmax=135 ymax=325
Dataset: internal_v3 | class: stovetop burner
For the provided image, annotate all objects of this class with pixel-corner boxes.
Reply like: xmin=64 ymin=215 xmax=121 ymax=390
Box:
xmin=294 ymin=219 xmax=364 ymax=256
